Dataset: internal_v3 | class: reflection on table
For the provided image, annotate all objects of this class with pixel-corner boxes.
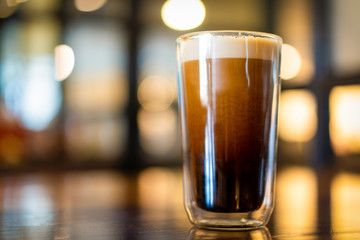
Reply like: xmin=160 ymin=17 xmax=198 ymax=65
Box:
xmin=0 ymin=165 xmax=360 ymax=239
xmin=188 ymin=227 xmax=271 ymax=240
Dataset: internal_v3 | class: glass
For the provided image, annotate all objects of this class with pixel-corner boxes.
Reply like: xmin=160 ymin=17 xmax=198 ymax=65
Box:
xmin=176 ymin=31 xmax=282 ymax=229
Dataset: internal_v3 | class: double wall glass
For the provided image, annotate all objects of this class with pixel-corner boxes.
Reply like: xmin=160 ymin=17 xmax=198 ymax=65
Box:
xmin=177 ymin=31 xmax=282 ymax=229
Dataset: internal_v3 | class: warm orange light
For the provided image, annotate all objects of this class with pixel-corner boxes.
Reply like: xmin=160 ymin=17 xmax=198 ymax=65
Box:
xmin=138 ymin=167 xmax=182 ymax=212
xmin=66 ymin=74 xmax=128 ymax=113
xmin=279 ymin=90 xmax=317 ymax=142
xmin=275 ymin=167 xmax=317 ymax=232
xmin=137 ymin=76 xmax=174 ymax=112
xmin=64 ymin=172 xmax=128 ymax=208
xmin=161 ymin=0 xmax=206 ymax=31
xmin=74 ymin=0 xmax=107 ymax=12
xmin=331 ymin=172 xmax=360 ymax=233
xmin=281 ymin=44 xmax=302 ymax=80
xmin=137 ymin=108 xmax=177 ymax=156
xmin=0 ymin=134 xmax=23 ymax=165
xmin=330 ymin=85 xmax=360 ymax=156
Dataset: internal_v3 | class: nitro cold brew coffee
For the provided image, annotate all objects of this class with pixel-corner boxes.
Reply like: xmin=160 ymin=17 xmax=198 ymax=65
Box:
xmin=177 ymin=31 xmax=282 ymax=228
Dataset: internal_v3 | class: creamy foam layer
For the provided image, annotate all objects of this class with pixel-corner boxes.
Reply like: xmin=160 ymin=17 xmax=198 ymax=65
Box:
xmin=179 ymin=35 xmax=280 ymax=62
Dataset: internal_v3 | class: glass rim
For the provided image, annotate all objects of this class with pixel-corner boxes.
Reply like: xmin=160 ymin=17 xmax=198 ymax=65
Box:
xmin=176 ymin=30 xmax=282 ymax=44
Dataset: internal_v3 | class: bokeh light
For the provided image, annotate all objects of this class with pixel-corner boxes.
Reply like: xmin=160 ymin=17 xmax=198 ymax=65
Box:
xmin=161 ymin=0 xmax=206 ymax=31
xmin=281 ymin=44 xmax=302 ymax=80
xmin=138 ymin=167 xmax=182 ymax=211
xmin=21 ymin=57 xmax=63 ymax=131
xmin=275 ymin=167 xmax=317 ymax=233
xmin=19 ymin=184 xmax=53 ymax=227
xmin=331 ymin=172 xmax=360 ymax=233
xmin=66 ymin=76 xmax=127 ymax=114
xmin=330 ymin=85 xmax=360 ymax=156
xmin=279 ymin=90 xmax=317 ymax=142
xmin=54 ymin=44 xmax=75 ymax=81
xmin=64 ymin=171 xmax=128 ymax=208
xmin=137 ymin=108 xmax=177 ymax=157
xmin=0 ymin=12 xmax=62 ymax=132
xmin=137 ymin=76 xmax=174 ymax=112
xmin=65 ymin=20 xmax=128 ymax=114
xmin=1 ymin=55 xmax=62 ymax=131
xmin=74 ymin=0 xmax=107 ymax=12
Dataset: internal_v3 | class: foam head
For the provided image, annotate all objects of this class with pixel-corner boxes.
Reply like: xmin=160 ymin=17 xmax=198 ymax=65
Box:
xmin=178 ymin=32 xmax=282 ymax=62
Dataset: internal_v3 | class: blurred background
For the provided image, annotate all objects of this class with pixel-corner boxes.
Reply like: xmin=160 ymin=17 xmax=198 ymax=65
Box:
xmin=0 ymin=0 xmax=359 ymax=171
xmin=1 ymin=1 xmax=360 ymax=238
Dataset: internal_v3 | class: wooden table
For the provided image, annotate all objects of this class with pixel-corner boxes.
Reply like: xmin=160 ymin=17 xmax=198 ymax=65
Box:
xmin=0 ymin=164 xmax=359 ymax=239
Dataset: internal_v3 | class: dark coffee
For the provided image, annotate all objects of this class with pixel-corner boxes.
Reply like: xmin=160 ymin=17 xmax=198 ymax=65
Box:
xmin=181 ymin=58 xmax=274 ymax=212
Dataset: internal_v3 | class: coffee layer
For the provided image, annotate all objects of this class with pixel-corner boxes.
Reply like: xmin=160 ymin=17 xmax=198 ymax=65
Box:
xmin=182 ymin=57 xmax=274 ymax=212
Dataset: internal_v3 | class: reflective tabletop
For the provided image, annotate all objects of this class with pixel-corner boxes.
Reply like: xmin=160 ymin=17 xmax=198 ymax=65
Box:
xmin=0 ymin=164 xmax=359 ymax=239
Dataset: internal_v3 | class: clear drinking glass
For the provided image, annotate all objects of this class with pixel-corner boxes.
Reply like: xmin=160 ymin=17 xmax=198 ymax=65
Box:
xmin=176 ymin=31 xmax=282 ymax=229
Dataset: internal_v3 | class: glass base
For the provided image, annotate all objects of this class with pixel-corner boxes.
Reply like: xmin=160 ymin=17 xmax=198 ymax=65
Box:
xmin=192 ymin=219 xmax=263 ymax=230
xmin=186 ymin=204 xmax=272 ymax=230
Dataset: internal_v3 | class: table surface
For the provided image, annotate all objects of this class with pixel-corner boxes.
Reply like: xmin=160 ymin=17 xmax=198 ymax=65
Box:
xmin=0 ymin=164 xmax=359 ymax=240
